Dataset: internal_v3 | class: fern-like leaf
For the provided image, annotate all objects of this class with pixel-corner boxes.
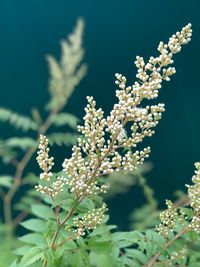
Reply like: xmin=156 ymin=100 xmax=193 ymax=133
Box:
xmin=0 ymin=139 xmax=17 ymax=163
xmin=46 ymin=18 xmax=87 ymax=111
xmin=51 ymin=112 xmax=79 ymax=130
xmin=47 ymin=132 xmax=78 ymax=146
xmin=5 ymin=138 xmax=37 ymax=151
xmin=0 ymin=108 xmax=38 ymax=132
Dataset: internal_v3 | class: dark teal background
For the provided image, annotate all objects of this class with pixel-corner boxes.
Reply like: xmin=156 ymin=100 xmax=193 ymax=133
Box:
xmin=0 ymin=0 xmax=199 ymax=229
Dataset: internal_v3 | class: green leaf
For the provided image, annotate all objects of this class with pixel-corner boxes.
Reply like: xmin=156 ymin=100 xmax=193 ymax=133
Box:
xmin=23 ymin=173 xmax=38 ymax=185
xmin=77 ymin=198 xmax=95 ymax=213
xmin=20 ymin=219 xmax=47 ymax=232
xmin=125 ymin=249 xmax=148 ymax=264
xmin=89 ymin=225 xmax=110 ymax=237
xmin=9 ymin=260 xmax=21 ymax=267
xmin=146 ymin=229 xmax=164 ymax=247
xmin=112 ymin=231 xmax=143 ymax=244
xmin=0 ymin=175 xmax=13 ymax=188
xmin=90 ymin=252 xmax=115 ymax=267
xmin=21 ymin=246 xmax=44 ymax=266
xmin=76 ymin=237 xmax=86 ymax=248
xmin=0 ymin=139 xmax=17 ymax=164
xmin=48 ymin=132 xmax=78 ymax=146
xmin=31 ymin=204 xmax=54 ymax=220
xmin=51 ymin=113 xmax=79 ymax=130
xmin=60 ymin=199 xmax=76 ymax=212
xmin=19 ymin=233 xmax=44 ymax=245
xmin=0 ymin=108 xmax=38 ymax=132
xmin=53 ymin=191 xmax=69 ymax=206
xmin=88 ymin=239 xmax=112 ymax=253
xmin=6 ymin=137 xmax=37 ymax=151
xmin=14 ymin=246 xmax=32 ymax=256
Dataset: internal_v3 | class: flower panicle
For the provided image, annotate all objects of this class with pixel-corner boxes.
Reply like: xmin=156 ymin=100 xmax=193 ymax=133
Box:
xmin=66 ymin=203 xmax=108 ymax=239
xmin=63 ymin=23 xmax=192 ymax=198
xmin=36 ymin=135 xmax=54 ymax=181
xmin=35 ymin=135 xmax=68 ymax=198
xmin=186 ymin=162 xmax=200 ymax=233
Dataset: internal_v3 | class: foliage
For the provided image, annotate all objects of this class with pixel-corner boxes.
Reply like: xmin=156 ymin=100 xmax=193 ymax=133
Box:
xmin=13 ymin=165 xmax=200 ymax=267
xmin=0 ymin=108 xmax=38 ymax=132
xmin=104 ymin=163 xmax=152 ymax=199
xmin=0 ymin=18 xmax=87 ymax=267
xmin=46 ymin=19 xmax=87 ymax=111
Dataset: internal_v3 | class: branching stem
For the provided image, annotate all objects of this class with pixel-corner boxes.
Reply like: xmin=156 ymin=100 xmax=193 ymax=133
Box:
xmin=144 ymin=226 xmax=190 ymax=267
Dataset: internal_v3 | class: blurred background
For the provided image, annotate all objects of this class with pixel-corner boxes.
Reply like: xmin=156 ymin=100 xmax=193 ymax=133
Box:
xmin=0 ymin=0 xmax=199 ymax=230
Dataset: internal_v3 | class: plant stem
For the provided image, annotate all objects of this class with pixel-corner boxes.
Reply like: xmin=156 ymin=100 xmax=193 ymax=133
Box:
xmin=50 ymin=117 xmax=129 ymax=250
xmin=51 ymin=207 xmax=75 ymax=250
xmin=42 ymin=258 xmax=47 ymax=267
xmin=137 ymin=171 xmax=157 ymax=210
xmin=3 ymin=108 xmax=58 ymax=237
xmin=144 ymin=226 xmax=189 ymax=267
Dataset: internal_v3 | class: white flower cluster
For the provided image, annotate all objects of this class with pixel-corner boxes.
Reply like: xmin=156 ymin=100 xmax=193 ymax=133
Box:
xmin=63 ymin=24 xmax=192 ymax=198
xmin=187 ymin=162 xmax=200 ymax=233
xmin=36 ymin=135 xmax=54 ymax=181
xmin=170 ymin=247 xmax=188 ymax=262
xmin=71 ymin=204 xmax=107 ymax=238
xmin=156 ymin=200 xmax=178 ymax=237
xmin=36 ymin=135 xmax=68 ymax=198
xmin=35 ymin=176 xmax=68 ymax=198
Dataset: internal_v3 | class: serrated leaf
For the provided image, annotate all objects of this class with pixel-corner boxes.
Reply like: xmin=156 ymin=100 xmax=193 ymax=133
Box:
xmin=21 ymin=246 xmax=44 ymax=266
xmin=51 ymin=113 xmax=79 ymax=130
xmin=48 ymin=132 xmax=78 ymax=147
xmin=6 ymin=137 xmax=37 ymax=151
xmin=146 ymin=229 xmax=164 ymax=247
xmin=31 ymin=204 xmax=54 ymax=219
xmin=0 ymin=108 xmax=38 ymax=132
xmin=53 ymin=191 xmax=71 ymax=206
xmin=125 ymin=249 xmax=148 ymax=264
xmin=61 ymin=199 xmax=76 ymax=212
xmin=89 ymin=225 xmax=110 ymax=237
xmin=112 ymin=231 xmax=143 ymax=243
xmin=88 ymin=240 xmax=112 ymax=253
xmin=14 ymin=246 xmax=32 ymax=256
xmin=20 ymin=219 xmax=46 ymax=232
xmin=19 ymin=233 xmax=44 ymax=245
xmin=77 ymin=198 xmax=95 ymax=213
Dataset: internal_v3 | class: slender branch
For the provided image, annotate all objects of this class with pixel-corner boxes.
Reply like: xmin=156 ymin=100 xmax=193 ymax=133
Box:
xmin=55 ymin=206 xmax=61 ymax=226
xmin=51 ymin=206 xmax=75 ymax=250
xmin=42 ymin=258 xmax=47 ymax=267
xmin=12 ymin=211 xmax=28 ymax=227
xmin=3 ymin=108 xmax=59 ymax=234
xmin=144 ymin=226 xmax=190 ymax=267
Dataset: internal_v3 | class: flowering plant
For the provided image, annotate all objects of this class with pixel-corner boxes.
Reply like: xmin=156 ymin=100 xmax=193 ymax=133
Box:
xmin=0 ymin=18 xmax=86 ymax=266
xmin=9 ymin=23 xmax=200 ymax=267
